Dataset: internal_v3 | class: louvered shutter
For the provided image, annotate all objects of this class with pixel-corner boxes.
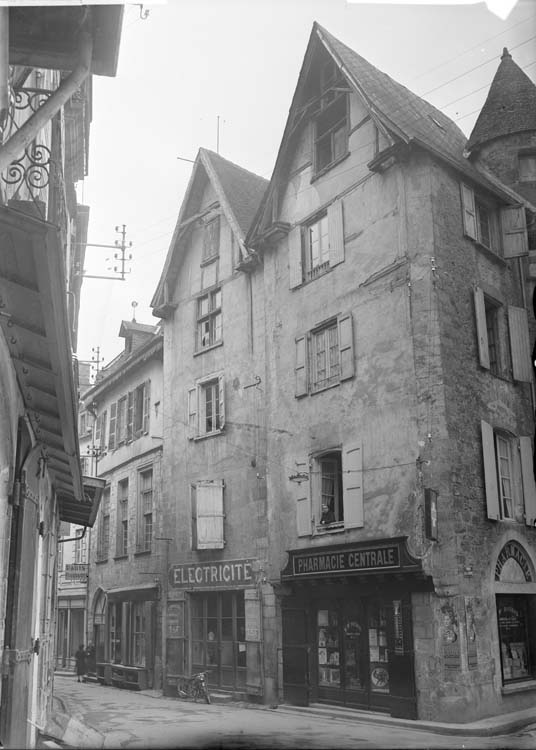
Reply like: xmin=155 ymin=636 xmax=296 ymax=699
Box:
xmin=508 ymin=306 xmax=532 ymax=382
xmin=520 ymin=436 xmax=536 ymax=526
xmin=328 ymin=200 xmax=345 ymax=267
xmin=460 ymin=183 xmax=477 ymax=240
xmin=342 ymin=441 xmax=364 ymax=528
xmin=501 ymin=206 xmax=528 ymax=258
xmin=481 ymin=420 xmax=500 ymax=520
xmin=126 ymin=391 xmax=133 ymax=441
xmin=196 ymin=481 xmax=225 ymax=549
xmin=101 ymin=410 xmax=107 ymax=448
xmin=288 ymin=227 xmax=303 ymax=288
xmin=108 ymin=402 xmax=117 ymax=450
xmin=218 ymin=374 xmax=225 ymax=429
xmin=187 ymin=387 xmax=197 ymax=439
xmin=338 ymin=313 xmax=354 ymax=380
xmin=143 ymin=380 xmax=151 ymax=433
xmin=473 ymin=287 xmax=490 ymax=369
xmin=295 ymin=463 xmax=312 ymax=537
xmin=295 ymin=335 xmax=308 ymax=397
xmin=190 ymin=485 xmax=197 ymax=549
xmin=95 ymin=414 xmax=102 ymax=445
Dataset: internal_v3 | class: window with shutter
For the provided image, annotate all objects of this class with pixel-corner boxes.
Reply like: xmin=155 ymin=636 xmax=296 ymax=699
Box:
xmin=501 ymin=206 xmax=528 ymax=258
xmin=192 ymin=481 xmax=225 ymax=550
xmin=300 ymin=313 xmax=355 ymax=395
xmin=481 ymin=421 xmax=529 ymax=523
xmin=461 ymin=183 xmax=499 ymax=253
xmin=108 ymin=402 xmax=117 ymax=450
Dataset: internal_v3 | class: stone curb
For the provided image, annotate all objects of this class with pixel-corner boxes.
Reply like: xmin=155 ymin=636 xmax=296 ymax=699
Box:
xmin=271 ymin=703 xmax=536 ymax=738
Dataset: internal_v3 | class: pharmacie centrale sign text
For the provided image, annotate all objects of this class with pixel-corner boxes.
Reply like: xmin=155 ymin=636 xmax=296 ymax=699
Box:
xmin=169 ymin=559 xmax=254 ymax=588
xmin=291 ymin=545 xmax=400 ymax=577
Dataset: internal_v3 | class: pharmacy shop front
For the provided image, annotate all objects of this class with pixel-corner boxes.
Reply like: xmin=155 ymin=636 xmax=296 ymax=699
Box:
xmin=280 ymin=538 xmax=432 ymax=719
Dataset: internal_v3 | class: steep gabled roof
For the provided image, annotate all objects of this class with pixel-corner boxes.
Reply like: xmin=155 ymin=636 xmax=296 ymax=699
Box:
xmin=467 ymin=48 xmax=536 ymax=152
xmin=151 ymin=149 xmax=267 ymax=314
xmin=247 ymin=23 xmax=516 ymax=246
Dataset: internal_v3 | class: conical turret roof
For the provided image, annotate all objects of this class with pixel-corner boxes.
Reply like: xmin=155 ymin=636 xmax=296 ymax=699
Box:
xmin=467 ymin=48 xmax=536 ymax=152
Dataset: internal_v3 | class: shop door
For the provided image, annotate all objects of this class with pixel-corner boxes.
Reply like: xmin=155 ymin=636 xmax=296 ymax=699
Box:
xmin=191 ymin=591 xmax=246 ymax=690
xmin=282 ymin=606 xmax=310 ymax=706
xmin=315 ymin=598 xmax=415 ymax=715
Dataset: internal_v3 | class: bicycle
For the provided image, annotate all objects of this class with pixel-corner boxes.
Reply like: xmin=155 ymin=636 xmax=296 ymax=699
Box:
xmin=177 ymin=671 xmax=211 ymax=704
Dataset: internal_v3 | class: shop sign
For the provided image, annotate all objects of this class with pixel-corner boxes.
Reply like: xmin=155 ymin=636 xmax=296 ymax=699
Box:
xmin=169 ymin=558 xmax=254 ymax=588
xmin=64 ymin=563 xmax=88 ymax=582
xmin=286 ymin=544 xmax=400 ymax=578
xmin=495 ymin=541 xmax=533 ymax=581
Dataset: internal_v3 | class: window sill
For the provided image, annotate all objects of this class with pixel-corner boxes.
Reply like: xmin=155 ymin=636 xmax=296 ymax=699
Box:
xmin=311 ymin=380 xmax=341 ymax=396
xmin=113 ymin=555 xmax=128 ymax=561
xmin=192 ymin=429 xmax=225 ymax=442
xmin=501 ymin=679 xmax=536 ymax=695
xmin=96 ymin=558 xmax=109 ymax=565
xmin=134 ymin=549 xmax=152 ymax=557
xmin=471 ymin=239 xmax=506 ymax=266
xmin=194 ymin=340 xmax=223 ymax=357
xmin=311 ymin=151 xmax=350 ymax=183
xmin=316 ymin=524 xmax=345 ymax=535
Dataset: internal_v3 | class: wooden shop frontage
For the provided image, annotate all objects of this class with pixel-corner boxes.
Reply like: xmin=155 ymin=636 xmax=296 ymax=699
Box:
xmin=280 ymin=537 xmax=433 ymax=719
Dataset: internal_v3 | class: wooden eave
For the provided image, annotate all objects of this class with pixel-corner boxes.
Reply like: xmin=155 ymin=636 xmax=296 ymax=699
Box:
xmin=0 ymin=204 xmax=85 ymax=518
xmin=8 ymin=6 xmax=124 ymax=77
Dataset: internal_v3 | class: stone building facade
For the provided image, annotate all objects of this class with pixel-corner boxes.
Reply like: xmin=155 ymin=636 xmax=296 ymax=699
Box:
xmin=153 ymin=25 xmax=536 ymax=722
xmin=83 ymin=321 xmax=164 ymax=691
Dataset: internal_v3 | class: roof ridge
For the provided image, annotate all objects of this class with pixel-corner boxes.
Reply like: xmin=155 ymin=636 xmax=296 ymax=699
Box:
xmin=200 ymin=147 xmax=268 ymax=184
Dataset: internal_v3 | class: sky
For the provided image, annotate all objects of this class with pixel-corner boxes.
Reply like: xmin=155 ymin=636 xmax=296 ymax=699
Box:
xmin=75 ymin=0 xmax=536 ymax=374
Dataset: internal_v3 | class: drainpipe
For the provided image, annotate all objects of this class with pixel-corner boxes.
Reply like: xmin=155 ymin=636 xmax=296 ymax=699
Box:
xmin=0 ymin=8 xmax=9 ymax=139
xmin=0 ymin=30 xmax=93 ymax=174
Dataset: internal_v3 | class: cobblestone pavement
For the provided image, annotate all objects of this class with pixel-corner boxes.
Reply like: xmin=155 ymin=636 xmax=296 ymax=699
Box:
xmin=50 ymin=675 xmax=536 ymax=749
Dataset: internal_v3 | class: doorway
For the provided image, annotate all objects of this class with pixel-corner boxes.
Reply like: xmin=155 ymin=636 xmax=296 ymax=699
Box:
xmin=190 ymin=591 xmax=246 ymax=690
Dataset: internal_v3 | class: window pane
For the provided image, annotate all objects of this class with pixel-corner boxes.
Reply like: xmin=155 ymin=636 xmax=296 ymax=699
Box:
xmin=497 ymin=596 xmax=531 ymax=682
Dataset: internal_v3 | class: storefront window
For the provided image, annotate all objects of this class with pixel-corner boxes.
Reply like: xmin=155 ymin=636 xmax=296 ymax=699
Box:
xmin=497 ymin=595 xmax=532 ymax=682
xmin=368 ymin=604 xmax=389 ymax=693
xmin=317 ymin=608 xmax=340 ymax=686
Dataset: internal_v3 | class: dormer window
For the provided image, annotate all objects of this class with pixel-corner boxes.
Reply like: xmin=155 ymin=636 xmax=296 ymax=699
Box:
xmin=519 ymin=150 xmax=536 ymax=183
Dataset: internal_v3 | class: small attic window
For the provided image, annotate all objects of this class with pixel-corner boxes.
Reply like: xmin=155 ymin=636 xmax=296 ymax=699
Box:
xmin=519 ymin=151 xmax=536 ymax=183
xmin=203 ymin=216 xmax=220 ymax=262
xmin=428 ymin=114 xmax=445 ymax=131
xmin=314 ymin=94 xmax=348 ymax=174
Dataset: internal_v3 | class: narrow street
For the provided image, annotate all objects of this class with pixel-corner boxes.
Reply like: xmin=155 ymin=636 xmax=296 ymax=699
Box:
xmin=49 ymin=675 xmax=536 ymax=749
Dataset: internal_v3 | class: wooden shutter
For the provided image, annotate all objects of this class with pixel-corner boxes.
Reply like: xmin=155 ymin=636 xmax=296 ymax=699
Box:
xmin=481 ymin=420 xmax=500 ymax=520
xmin=187 ymin=387 xmax=197 ymax=439
xmin=101 ymin=410 xmax=107 ymax=448
xmin=508 ymin=306 xmax=532 ymax=382
xmin=342 ymin=441 xmax=363 ymax=529
xmin=218 ymin=374 xmax=225 ymax=429
xmin=190 ymin=485 xmax=197 ymax=549
xmin=95 ymin=414 xmax=102 ymax=445
xmin=108 ymin=402 xmax=117 ymax=450
xmin=288 ymin=226 xmax=303 ymax=289
xmin=460 ymin=183 xmax=477 ymax=240
xmin=195 ymin=481 xmax=225 ymax=549
xmin=520 ymin=436 xmax=536 ymax=526
xmin=295 ymin=460 xmax=311 ymax=537
xmin=126 ymin=391 xmax=134 ymax=441
xmin=143 ymin=380 xmax=151 ymax=433
xmin=328 ymin=199 xmax=345 ymax=267
xmin=501 ymin=206 xmax=528 ymax=258
xmin=295 ymin=335 xmax=308 ymax=397
xmin=473 ymin=287 xmax=490 ymax=369
xmin=338 ymin=313 xmax=354 ymax=380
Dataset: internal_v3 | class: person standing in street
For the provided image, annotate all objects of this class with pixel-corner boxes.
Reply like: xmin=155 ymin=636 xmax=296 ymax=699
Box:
xmin=75 ymin=644 xmax=86 ymax=683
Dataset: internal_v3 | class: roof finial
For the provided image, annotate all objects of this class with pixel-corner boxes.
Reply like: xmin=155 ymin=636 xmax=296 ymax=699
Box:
xmin=501 ymin=47 xmax=511 ymax=60
xmin=131 ymin=300 xmax=138 ymax=322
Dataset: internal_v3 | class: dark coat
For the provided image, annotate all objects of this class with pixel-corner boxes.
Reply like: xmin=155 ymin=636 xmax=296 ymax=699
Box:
xmin=75 ymin=648 xmax=86 ymax=676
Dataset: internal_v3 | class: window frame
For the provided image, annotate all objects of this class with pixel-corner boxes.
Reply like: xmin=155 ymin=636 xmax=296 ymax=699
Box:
xmin=138 ymin=467 xmax=153 ymax=553
xmin=97 ymin=485 xmax=110 ymax=562
xmin=202 ymin=215 xmax=221 ymax=263
xmin=313 ymin=92 xmax=349 ymax=176
xmin=188 ymin=373 xmax=226 ymax=440
xmin=196 ymin=286 xmax=222 ymax=352
xmin=116 ymin=478 xmax=129 ymax=557
xmin=191 ymin=480 xmax=225 ymax=550
xmin=496 ymin=594 xmax=535 ymax=684
xmin=303 ymin=213 xmax=330 ymax=281
xmin=316 ymin=450 xmax=344 ymax=531
xmin=295 ymin=312 xmax=354 ymax=397
xmin=518 ymin=150 xmax=536 ymax=183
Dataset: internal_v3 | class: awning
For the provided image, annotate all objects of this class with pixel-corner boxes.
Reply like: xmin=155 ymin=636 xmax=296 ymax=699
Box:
xmin=107 ymin=583 xmax=159 ymax=602
xmin=0 ymin=204 xmax=87 ymax=522
xmin=58 ymin=475 xmax=106 ymax=528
